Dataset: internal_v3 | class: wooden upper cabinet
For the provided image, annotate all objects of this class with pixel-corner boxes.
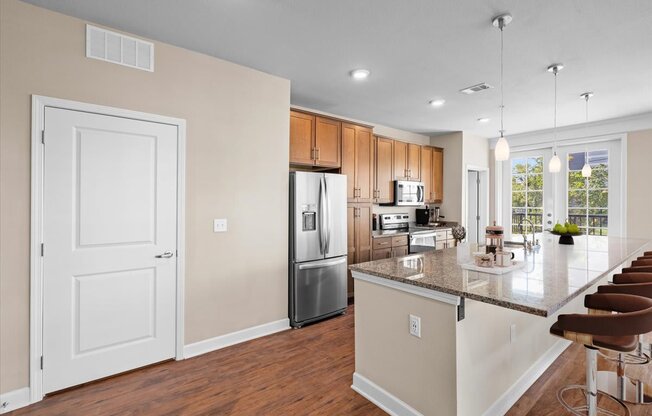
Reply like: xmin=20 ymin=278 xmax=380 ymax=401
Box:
xmin=420 ymin=146 xmax=433 ymax=202
xmin=393 ymin=140 xmax=408 ymax=180
xmin=289 ymin=110 xmax=341 ymax=168
xmin=374 ymin=137 xmax=394 ymax=203
xmin=432 ymin=147 xmax=444 ymax=202
xmin=356 ymin=127 xmax=374 ymax=202
xmin=342 ymin=123 xmax=373 ymax=203
xmin=289 ymin=111 xmax=315 ymax=166
xmin=341 ymin=124 xmax=356 ymax=200
xmin=314 ymin=117 xmax=340 ymax=168
xmin=392 ymin=140 xmax=420 ymax=181
xmin=407 ymin=143 xmax=421 ymax=181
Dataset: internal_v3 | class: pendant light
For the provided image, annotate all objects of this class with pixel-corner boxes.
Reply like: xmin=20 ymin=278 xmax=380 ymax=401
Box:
xmin=580 ymin=92 xmax=594 ymax=178
xmin=493 ymin=13 xmax=512 ymax=161
xmin=547 ymin=64 xmax=564 ymax=173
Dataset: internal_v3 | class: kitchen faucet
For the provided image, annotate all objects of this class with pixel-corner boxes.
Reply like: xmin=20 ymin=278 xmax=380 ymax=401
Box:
xmin=519 ymin=218 xmax=540 ymax=252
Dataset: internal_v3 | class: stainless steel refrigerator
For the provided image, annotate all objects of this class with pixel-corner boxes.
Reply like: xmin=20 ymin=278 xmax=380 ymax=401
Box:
xmin=289 ymin=172 xmax=347 ymax=328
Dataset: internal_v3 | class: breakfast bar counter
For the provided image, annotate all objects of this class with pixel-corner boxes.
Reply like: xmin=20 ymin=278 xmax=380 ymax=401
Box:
xmin=349 ymin=235 xmax=650 ymax=416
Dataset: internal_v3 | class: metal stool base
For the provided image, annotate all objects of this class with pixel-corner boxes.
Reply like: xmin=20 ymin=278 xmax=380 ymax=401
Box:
xmin=597 ymin=371 xmax=652 ymax=405
xmin=558 ymin=385 xmax=630 ymax=416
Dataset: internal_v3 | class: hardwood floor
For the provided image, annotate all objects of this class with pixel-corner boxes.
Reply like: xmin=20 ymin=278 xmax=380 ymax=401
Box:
xmin=9 ymin=305 xmax=652 ymax=415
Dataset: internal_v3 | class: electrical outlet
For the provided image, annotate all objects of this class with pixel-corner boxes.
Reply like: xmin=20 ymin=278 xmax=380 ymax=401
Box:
xmin=510 ymin=323 xmax=517 ymax=343
xmin=409 ymin=314 xmax=421 ymax=338
xmin=213 ymin=219 xmax=228 ymax=233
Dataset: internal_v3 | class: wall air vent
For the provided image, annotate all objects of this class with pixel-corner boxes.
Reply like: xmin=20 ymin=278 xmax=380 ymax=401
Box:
xmin=86 ymin=25 xmax=154 ymax=72
xmin=459 ymin=83 xmax=493 ymax=95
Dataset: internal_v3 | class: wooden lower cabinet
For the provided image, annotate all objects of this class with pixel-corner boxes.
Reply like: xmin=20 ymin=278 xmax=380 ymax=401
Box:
xmin=371 ymin=235 xmax=408 ymax=261
xmin=347 ymin=203 xmax=372 ymax=296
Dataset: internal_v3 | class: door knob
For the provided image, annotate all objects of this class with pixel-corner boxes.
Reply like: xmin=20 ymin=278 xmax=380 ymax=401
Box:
xmin=155 ymin=251 xmax=174 ymax=258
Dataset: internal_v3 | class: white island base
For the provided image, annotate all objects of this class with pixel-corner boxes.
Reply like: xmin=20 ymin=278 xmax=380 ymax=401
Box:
xmin=349 ymin=238 xmax=651 ymax=416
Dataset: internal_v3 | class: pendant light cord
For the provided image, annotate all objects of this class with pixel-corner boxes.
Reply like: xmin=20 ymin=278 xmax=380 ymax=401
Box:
xmin=554 ymin=70 xmax=557 ymax=141
xmin=585 ymin=94 xmax=589 ymax=122
xmin=500 ymin=23 xmax=504 ymax=137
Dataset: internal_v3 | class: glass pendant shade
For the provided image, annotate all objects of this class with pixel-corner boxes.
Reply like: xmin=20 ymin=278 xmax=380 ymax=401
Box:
xmin=581 ymin=162 xmax=592 ymax=178
xmin=548 ymin=153 xmax=561 ymax=173
xmin=495 ymin=136 xmax=510 ymax=161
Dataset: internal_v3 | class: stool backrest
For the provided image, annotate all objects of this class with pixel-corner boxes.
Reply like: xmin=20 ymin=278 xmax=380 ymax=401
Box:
xmin=598 ymin=282 xmax=652 ymax=298
xmin=632 ymin=259 xmax=652 ymax=267
xmin=613 ymin=273 xmax=652 ymax=284
xmin=622 ymin=266 xmax=652 ymax=274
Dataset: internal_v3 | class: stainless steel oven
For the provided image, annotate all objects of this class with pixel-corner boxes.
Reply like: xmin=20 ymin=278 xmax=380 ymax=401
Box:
xmin=394 ymin=180 xmax=424 ymax=206
xmin=409 ymin=231 xmax=436 ymax=253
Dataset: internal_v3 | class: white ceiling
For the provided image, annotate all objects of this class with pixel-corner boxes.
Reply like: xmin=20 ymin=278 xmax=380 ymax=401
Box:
xmin=21 ymin=0 xmax=652 ymax=137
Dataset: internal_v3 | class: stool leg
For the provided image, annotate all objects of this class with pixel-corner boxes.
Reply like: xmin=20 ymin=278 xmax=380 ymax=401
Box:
xmin=587 ymin=348 xmax=598 ymax=416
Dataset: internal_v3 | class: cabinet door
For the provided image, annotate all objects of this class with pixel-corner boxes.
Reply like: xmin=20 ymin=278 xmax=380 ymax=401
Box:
xmin=314 ymin=117 xmax=341 ymax=168
xmin=289 ymin=111 xmax=315 ymax=166
xmin=355 ymin=127 xmax=374 ymax=203
xmin=391 ymin=246 xmax=408 ymax=257
xmin=356 ymin=205 xmax=372 ymax=265
xmin=375 ymin=137 xmax=394 ymax=203
xmin=346 ymin=205 xmax=356 ymax=296
xmin=432 ymin=148 xmax=444 ymax=202
xmin=342 ymin=124 xmax=357 ymax=202
xmin=407 ymin=144 xmax=421 ymax=181
xmin=372 ymin=248 xmax=392 ymax=260
xmin=393 ymin=140 xmax=408 ymax=180
xmin=421 ymin=146 xmax=433 ymax=202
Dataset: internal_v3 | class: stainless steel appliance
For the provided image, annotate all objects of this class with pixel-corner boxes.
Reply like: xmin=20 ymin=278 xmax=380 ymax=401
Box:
xmin=394 ymin=180 xmax=424 ymax=206
xmin=379 ymin=213 xmax=437 ymax=253
xmin=289 ymin=172 xmax=347 ymax=328
xmin=415 ymin=207 xmax=430 ymax=225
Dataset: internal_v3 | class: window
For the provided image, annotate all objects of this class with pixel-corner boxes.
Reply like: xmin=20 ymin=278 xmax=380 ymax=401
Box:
xmin=511 ymin=157 xmax=544 ymax=236
xmin=567 ymin=150 xmax=609 ymax=236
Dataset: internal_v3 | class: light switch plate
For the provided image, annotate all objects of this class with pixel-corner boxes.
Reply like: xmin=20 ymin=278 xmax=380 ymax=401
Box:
xmin=213 ymin=219 xmax=227 ymax=233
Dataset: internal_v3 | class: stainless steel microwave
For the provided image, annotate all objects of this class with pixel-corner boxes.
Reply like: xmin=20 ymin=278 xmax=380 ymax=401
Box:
xmin=394 ymin=180 xmax=424 ymax=206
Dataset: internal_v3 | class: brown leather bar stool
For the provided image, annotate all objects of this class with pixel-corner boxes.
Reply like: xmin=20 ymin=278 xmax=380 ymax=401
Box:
xmin=631 ymin=259 xmax=652 ymax=267
xmin=614 ymin=273 xmax=652 ymax=283
xmin=597 ymin=282 xmax=652 ymax=405
xmin=550 ymin=293 xmax=652 ymax=416
xmin=622 ymin=266 xmax=652 ymax=274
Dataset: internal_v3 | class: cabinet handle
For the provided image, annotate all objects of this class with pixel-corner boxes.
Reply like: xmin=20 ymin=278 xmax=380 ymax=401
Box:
xmin=316 ymin=147 xmax=320 ymax=160
xmin=311 ymin=147 xmax=316 ymax=160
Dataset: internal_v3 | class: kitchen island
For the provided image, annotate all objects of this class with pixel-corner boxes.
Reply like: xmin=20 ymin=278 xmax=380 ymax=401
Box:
xmin=349 ymin=235 xmax=650 ymax=416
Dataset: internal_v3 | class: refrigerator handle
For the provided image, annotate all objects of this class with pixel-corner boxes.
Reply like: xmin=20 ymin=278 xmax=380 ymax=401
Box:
xmin=324 ymin=177 xmax=331 ymax=254
xmin=319 ymin=176 xmax=327 ymax=254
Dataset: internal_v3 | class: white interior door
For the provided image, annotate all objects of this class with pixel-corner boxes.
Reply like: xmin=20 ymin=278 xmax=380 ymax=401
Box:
xmin=43 ymin=107 xmax=178 ymax=393
xmin=467 ymin=171 xmax=479 ymax=244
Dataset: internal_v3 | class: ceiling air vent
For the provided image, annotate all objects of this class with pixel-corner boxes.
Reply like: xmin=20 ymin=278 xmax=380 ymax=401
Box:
xmin=86 ymin=24 xmax=154 ymax=72
xmin=459 ymin=83 xmax=493 ymax=95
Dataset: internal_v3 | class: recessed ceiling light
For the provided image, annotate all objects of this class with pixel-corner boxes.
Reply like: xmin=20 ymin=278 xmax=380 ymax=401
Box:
xmin=350 ymin=69 xmax=370 ymax=80
xmin=477 ymin=117 xmax=490 ymax=123
xmin=428 ymin=99 xmax=446 ymax=107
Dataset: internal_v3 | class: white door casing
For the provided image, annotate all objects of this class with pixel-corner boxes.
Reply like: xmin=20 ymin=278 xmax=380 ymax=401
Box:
xmin=42 ymin=107 xmax=178 ymax=393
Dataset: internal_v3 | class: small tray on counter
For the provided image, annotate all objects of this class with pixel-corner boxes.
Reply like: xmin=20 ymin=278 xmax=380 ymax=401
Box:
xmin=460 ymin=261 xmax=525 ymax=275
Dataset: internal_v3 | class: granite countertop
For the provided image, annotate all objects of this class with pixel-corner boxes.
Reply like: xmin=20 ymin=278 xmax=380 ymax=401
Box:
xmin=350 ymin=235 xmax=650 ymax=316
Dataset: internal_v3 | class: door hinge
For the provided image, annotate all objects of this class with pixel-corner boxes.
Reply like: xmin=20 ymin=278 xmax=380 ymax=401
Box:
xmin=41 ymin=130 xmax=45 ymax=144
xmin=40 ymin=243 xmax=44 ymax=257
xmin=40 ymin=356 xmax=43 ymax=370
xmin=476 ymin=178 xmax=480 ymax=185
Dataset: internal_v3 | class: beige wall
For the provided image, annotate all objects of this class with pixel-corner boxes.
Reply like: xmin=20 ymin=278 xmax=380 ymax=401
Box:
xmin=430 ymin=132 xmax=463 ymax=222
xmin=627 ymin=129 xmax=652 ymax=239
xmin=0 ymin=0 xmax=290 ymax=393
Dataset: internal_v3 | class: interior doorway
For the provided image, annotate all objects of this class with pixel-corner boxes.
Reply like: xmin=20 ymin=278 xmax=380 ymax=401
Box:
xmin=466 ymin=168 xmax=489 ymax=245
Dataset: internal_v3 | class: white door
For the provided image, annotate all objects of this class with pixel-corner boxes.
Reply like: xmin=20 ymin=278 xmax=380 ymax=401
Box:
xmin=502 ymin=149 xmax=554 ymax=241
xmin=43 ymin=107 xmax=178 ymax=393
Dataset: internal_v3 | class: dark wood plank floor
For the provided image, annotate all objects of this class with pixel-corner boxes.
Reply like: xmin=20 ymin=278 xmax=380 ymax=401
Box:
xmin=9 ymin=305 xmax=652 ymax=415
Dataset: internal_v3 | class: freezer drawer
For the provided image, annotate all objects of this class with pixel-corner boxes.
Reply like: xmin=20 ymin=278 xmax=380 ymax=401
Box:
xmin=291 ymin=256 xmax=347 ymax=326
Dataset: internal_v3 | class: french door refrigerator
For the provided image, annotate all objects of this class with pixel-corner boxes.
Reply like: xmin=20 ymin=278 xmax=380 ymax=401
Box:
xmin=289 ymin=172 xmax=347 ymax=328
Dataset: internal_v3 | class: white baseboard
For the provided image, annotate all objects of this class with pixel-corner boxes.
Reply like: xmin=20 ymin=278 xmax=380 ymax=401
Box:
xmin=183 ymin=318 xmax=290 ymax=359
xmin=0 ymin=387 xmax=30 ymax=414
xmin=481 ymin=339 xmax=571 ymax=416
xmin=351 ymin=372 xmax=424 ymax=416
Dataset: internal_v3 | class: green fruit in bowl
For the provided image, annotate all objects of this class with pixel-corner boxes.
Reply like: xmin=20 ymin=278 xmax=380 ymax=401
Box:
xmin=558 ymin=225 xmax=568 ymax=234
xmin=568 ymin=224 xmax=580 ymax=234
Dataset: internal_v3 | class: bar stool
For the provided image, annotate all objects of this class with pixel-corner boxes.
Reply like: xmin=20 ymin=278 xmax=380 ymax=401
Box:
xmin=621 ymin=266 xmax=652 ymax=274
xmin=597 ymin=282 xmax=652 ymax=405
xmin=631 ymin=259 xmax=652 ymax=267
xmin=550 ymin=293 xmax=652 ymax=416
